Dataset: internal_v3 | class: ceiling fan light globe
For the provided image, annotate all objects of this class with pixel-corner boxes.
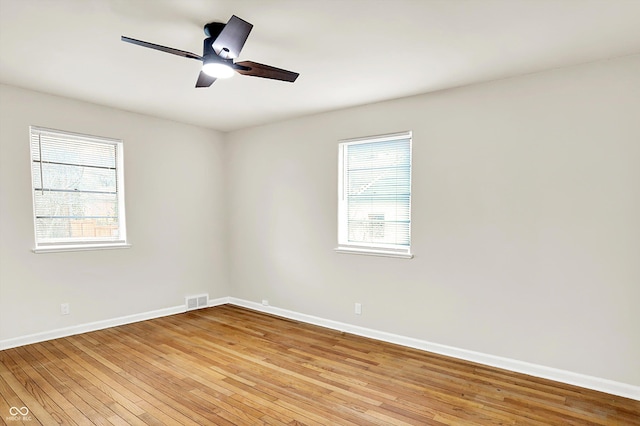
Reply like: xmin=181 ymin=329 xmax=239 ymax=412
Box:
xmin=202 ymin=62 xmax=235 ymax=79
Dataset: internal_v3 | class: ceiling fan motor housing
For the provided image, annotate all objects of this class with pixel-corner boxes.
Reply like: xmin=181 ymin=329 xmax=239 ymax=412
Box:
xmin=204 ymin=22 xmax=225 ymax=38
xmin=204 ymin=22 xmax=232 ymax=61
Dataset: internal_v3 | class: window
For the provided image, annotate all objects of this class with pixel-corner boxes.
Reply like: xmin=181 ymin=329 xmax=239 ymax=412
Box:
xmin=336 ymin=131 xmax=413 ymax=258
xmin=30 ymin=126 xmax=129 ymax=252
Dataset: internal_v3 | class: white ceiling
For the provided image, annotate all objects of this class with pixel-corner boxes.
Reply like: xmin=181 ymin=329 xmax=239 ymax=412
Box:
xmin=1 ymin=0 xmax=639 ymax=132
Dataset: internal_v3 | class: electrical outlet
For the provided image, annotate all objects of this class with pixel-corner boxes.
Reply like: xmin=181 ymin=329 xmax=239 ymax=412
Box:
xmin=262 ymin=299 xmax=269 ymax=306
xmin=355 ymin=302 xmax=362 ymax=315
xmin=60 ymin=303 xmax=70 ymax=315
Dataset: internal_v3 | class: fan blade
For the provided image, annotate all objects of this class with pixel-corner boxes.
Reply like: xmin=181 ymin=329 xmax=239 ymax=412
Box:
xmin=212 ymin=15 xmax=253 ymax=59
xmin=121 ymin=36 xmax=202 ymax=60
xmin=195 ymin=71 xmax=216 ymax=88
xmin=235 ymin=61 xmax=299 ymax=82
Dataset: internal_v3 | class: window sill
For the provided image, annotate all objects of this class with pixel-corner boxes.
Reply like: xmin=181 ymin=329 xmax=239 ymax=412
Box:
xmin=334 ymin=246 xmax=414 ymax=259
xmin=32 ymin=243 xmax=132 ymax=254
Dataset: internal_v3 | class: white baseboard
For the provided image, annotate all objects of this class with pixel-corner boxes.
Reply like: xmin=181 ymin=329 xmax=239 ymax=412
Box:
xmin=2 ymin=297 xmax=638 ymax=401
xmin=0 ymin=297 xmax=233 ymax=351
xmin=208 ymin=296 xmax=231 ymax=307
xmin=228 ymin=297 xmax=640 ymax=401
xmin=0 ymin=305 xmax=186 ymax=350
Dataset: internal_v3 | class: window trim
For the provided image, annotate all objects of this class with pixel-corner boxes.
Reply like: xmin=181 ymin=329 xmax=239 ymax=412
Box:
xmin=32 ymin=242 xmax=131 ymax=254
xmin=29 ymin=126 xmax=130 ymax=253
xmin=335 ymin=131 xmax=413 ymax=259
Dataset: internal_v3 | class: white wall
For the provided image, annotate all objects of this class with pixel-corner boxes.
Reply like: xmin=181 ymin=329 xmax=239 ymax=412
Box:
xmin=225 ymin=55 xmax=640 ymax=386
xmin=0 ymin=84 xmax=229 ymax=342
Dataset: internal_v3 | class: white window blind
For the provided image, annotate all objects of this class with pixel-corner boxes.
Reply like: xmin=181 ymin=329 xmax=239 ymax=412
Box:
xmin=337 ymin=131 xmax=412 ymax=258
xmin=30 ymin=126 xmax=128 ymax=251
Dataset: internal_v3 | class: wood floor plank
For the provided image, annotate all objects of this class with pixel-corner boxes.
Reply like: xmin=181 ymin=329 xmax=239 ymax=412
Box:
xmin=86 ymin=334 xmax=222 ymax=425
xmin=1 ymin=304 xmax=638 ymax=425
xmin=42 ymin=339 xmax=144 ymax=425
xmin=0 ymin=354 xmax=53 ymax=425
xmin=8 ymin=346 xmax=88 ymax=426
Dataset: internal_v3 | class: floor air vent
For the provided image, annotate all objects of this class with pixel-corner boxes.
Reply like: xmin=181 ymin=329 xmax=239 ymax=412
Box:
xmin=185 ymin=294 xmax=209 ymax=311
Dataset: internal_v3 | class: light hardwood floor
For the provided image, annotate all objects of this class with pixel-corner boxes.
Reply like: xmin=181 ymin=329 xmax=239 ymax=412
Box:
xmin=1 ymin=305 xmax=638 ymax=425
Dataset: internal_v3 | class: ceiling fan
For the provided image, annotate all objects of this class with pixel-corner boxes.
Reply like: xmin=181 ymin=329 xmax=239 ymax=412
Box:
xmin=121 ymin=15 xmax=299 ymax=87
